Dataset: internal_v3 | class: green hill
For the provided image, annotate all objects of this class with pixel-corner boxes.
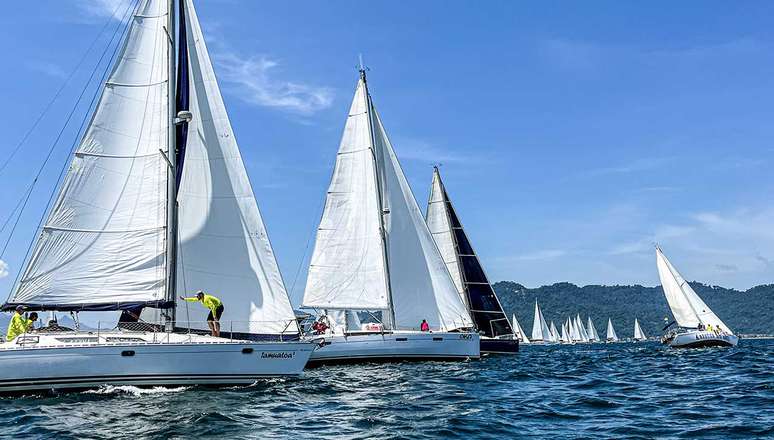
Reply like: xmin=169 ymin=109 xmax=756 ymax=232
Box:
xmin=494 ymin=281 xmax=774 ymax=338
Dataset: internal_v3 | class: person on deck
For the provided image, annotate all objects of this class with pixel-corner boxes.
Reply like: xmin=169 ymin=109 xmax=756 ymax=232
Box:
xmin=6 ymin=306 xmax=37 ymax=342
xmin=180 ymin=291 xmax=224 ymax=337
xmin=420 ymin=319 xmax=430 ymax=332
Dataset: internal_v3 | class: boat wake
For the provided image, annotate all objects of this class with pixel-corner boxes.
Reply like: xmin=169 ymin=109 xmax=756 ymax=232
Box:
xmin=83 ymin=385 xmax=190 ymax=397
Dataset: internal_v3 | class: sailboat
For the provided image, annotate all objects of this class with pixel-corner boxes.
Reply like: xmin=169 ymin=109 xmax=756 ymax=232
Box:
xmin=530 ymin=301 xmax=553 ymax=344
xmin=586 ymin=317 xmax=599 ymax=343
xmin=425 ymin=167 xmax=518 ymax=353
xmin=512 ymin=314 xmax=531 ymax=344
xmin=605 ymin=318 xmax=619 ymax=342
xmin=576 ymin=314 xmax=590 ymax=343
xmin=0 ymin=0 xmax=314 ymax=393
xmin=656 ymin=247 xmax=738 ymax=348
xmin=549 ymin=321 xmax=559 ymax=343
xmin=560 ymin=320 xmax=571 ymax=344
xmin=300 ymin=67 xmax=479 ymax=364
xmin=633 ymin=318 xmax=647 ymax=341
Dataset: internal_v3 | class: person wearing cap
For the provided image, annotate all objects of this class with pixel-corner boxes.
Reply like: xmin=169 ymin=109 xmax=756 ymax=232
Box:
xmin=6 ymin=306 xmax=37 ymax=342
xmin=180 ymin=291 xmax=224 ymax=337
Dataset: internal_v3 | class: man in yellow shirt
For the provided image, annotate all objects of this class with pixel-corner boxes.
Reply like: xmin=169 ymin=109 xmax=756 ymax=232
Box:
xmin=6 ymin=306 xmax=37 ymax=342
xmin=180 ymin=291 xmax=224 ymax=337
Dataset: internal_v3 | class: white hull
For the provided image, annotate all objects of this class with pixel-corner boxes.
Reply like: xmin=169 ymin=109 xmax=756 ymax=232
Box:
xmin=308 ymin=331 xmax=480 ymax=364
xmin=667 ymin=330 xmax=739 ymax=348
xmin=0 ymin=331 xmax=315 ymax=393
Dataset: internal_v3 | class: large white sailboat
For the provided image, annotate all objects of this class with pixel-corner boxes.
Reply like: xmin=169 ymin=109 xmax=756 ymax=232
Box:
xmin=512 ymin=314 xmax=531 ymax=344
xmin=605 ymin=318 xmax=619 ymax=342
xmin=656 ymin=247 xmax=738 ymax=348
xmin=633 ymin=318 xmax=647 ymax=341
xmin=426 ymin=167 xmax=518 ymax=353
xmin=530 ymin=301 xmax=553 ymax=344
xmin=300 ymin=67 xmax=479 ymax=364
xmin=0 ymin=0 xmax=313 ymax=393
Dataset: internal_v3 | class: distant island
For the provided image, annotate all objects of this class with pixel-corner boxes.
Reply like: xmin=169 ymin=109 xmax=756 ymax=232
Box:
xmin=494 ymin=281 xmax=773 ymax=338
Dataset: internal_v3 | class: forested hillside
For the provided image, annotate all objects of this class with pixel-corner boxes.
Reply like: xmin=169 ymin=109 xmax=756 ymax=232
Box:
xmin=495 ymin=281 xmax=773 ymax=338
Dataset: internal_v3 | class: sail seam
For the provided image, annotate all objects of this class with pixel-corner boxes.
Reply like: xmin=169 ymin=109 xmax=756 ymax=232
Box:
xmin=106 ymin=80 xmax=168 ymax=88
xmin=42 ymin=226 xmax=165 ymax=233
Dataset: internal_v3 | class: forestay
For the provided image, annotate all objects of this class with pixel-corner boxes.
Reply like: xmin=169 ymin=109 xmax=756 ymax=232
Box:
xmin=656 ymin=247 xmax=731 ymax=333
xmin=7 ymin=0 xmax=171 ymax=310
xmin=173 ymin=0 xmax=298 ymax=335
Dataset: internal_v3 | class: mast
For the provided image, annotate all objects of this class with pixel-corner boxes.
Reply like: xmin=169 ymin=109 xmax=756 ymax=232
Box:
xmin=164 ymin=0 xmax=179 ymax=327
xmin=360 ymin=61 xmax=396 ymax=328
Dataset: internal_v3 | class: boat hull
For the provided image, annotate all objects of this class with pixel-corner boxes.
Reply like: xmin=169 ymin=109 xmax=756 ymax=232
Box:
xmin=668 ymin=331 xmax=739 ymax=348
xmin=0 ymin=332 xmax=314 ymax=393
xmin=480 ymin=337 xmax=519 ymax=354
xmin=307 ymin=331 xmax=480 ymax=365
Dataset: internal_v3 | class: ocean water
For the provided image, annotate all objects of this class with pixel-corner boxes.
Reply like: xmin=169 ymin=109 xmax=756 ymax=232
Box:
xmin=2 ymin=339 xmax=773 ymax=439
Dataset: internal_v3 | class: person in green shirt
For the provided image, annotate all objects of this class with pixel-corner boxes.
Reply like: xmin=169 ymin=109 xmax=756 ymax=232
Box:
xmin=6 ymin=306 xmax=37 ymax=342
xmin=180 ymin=291 xmax=224 ymax=337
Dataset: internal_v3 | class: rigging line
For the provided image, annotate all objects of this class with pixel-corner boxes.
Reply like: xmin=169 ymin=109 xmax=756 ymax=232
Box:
xmin=0 ymin=0 xmax=135 ymax=178
xmin=3 ymin=1 xmax=140 ymax=291
xmin=288 ymin=195 xmax=326 ymax=304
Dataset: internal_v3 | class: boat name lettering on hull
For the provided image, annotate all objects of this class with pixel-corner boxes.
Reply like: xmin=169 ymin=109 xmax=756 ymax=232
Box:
xmin=261 ymin=352 xmax=295 ymax=359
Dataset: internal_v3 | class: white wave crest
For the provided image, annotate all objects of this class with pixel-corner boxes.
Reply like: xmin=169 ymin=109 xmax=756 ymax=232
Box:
xmin=83 ymin=385 xmax=190 ymax=396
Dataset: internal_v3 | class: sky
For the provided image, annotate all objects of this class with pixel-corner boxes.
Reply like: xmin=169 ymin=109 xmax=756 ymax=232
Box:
xmin=0 ymin=0 xmax=773 ymax=308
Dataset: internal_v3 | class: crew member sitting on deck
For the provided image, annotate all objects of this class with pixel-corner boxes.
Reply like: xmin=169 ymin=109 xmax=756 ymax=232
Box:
xmin=180 ymin=291 xmax=224 ymax=337
xmin=420 ymin=319 xmax=430 ymax=332
xmin=6 ymin=306 xmax=37 ymax=341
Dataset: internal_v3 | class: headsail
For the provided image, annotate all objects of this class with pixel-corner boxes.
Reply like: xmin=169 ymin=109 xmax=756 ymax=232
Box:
xmin=6 ymin=0 xmax=172 ymax=311
xmin=549 ymin=321 xmax=559 ymax=343
xmin=425 ymin=167 xmax=513 ymax=337
xmin=656 ymin=247 xmax=731 ymax=333
xmin=586 ymin=317 xmax=599 ymax=342
xmin=172 ymin=0 xmax=298 ymax=335
xmin=606 ymin=318 xmax=619 ymax=342
xmin=512 ymin=314 xmax=530 ymax=343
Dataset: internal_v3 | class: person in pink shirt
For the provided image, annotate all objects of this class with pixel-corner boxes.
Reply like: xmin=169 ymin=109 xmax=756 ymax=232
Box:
xmin=420 ymin=319 xmax=430 ymax=332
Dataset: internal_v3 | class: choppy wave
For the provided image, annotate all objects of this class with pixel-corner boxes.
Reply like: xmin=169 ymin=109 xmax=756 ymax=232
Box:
xmin=2 ymin=340 xmax=773 ymax=439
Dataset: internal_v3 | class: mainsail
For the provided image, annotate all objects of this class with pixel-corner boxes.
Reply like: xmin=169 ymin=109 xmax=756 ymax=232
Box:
xmin=606 ymin=318 xmax=619 ymax=342
xmin=633 ymin=318 xmax=647 ymax=340
xmin=530 ymin=301 xmax=551 ymax=342
xmin=549 ymin=321 xmax=559 ymax=343
xmin=6 ymin=0 xmax=172 ymax=310
xmin=425 ymin=167 xmax=513 ymax=338
xmin=302 ymin=71 xmax=473 ymax=331
xmin=656 ymin=247 xmax=731 ymax=333
xmin=512 ymin=314 xmax=530 ymax=343
xmin=560 ymin=321 xmax=569 ymax=343
xmin=576 ymin=314 xmax=589 ymax=342
xmin=586 ymin=317 xmax=599 ymax=342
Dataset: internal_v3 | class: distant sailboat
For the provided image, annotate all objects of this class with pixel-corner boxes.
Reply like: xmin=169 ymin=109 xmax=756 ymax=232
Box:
xmin=549 ymin=321 xmax=560 ymax=343
xmin=426 ymin=167 xmax=518 ymax=353
xmin=656 ymin=246 xmax=738 ymax=348
xmin=586 ymin=317 xmax=600 ymax=342
xmin=512 ymin=314 xmax=531 ymax=344
xmin=576 ymin=314 xmax=590 ymax=342
xmin=606 ymin=318 xmax=619 ymax=342
xmin=560 ymin=320 xmax=571 ymax=343
xmin=569 ymin=316 xmax=581 ymax=342
xmin=633 ymin=318 xmax=647 ymax=341
xmin=531 ymin=301 xmax=552 ymax=343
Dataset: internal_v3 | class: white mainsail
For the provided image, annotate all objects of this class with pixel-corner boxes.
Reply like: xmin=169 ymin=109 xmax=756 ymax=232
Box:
xmin=9 ymin=0 xmax=171 ymax=308
xmin=512 ymin=314 xmax=530 ymax=343
xmin=530 ymin=301 xmax=551 ymax=342
xmin=586 ymin=317 xmax=599 ymax=342
xmin=171 ymin=0 xmax=298 ymax=335
xmin=302 ymin=74 xmax=473 ymax=331
xmin=606 ymin=318 xmax=619 ymax=342
xmin=560 ymin=321 xmax=569 ymax=343
xmin=633 ymin=318 xmax=647 ymax=340
xmin=576 ymin=314 xmax=589 ymax=342
xmin=569 ymin=316 xmax=581 ymax=341
xmin=656 ymin=247 xmax=732 ymax=333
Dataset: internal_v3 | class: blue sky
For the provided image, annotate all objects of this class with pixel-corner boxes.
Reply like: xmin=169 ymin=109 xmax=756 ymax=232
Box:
xmin=0 ymin=0 xmax=773 ymax=307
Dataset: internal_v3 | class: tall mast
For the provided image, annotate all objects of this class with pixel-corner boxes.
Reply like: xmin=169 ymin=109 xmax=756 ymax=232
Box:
xmin=360 ymin=61 xmax=397 ymax=328
xmin=164 ymin=0 xmax=179 ymax=327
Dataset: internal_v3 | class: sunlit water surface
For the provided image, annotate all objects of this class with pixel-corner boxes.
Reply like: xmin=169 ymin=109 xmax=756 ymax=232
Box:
xmin=2 ymin=339 xmax=773 ymax=439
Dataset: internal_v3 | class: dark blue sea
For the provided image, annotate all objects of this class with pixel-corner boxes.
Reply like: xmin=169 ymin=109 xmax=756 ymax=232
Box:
xmin=2 ymin=339 xmax=773 ymax=439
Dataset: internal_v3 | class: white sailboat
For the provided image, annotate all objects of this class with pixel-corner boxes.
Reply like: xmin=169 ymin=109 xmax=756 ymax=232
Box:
xmin=530 ymin=301 xmax=552 ymax=343
xmin=586 ymin=317 xmax=600 ymax=342
xmin=576 ymin=314 xmax=590 ymax=342
xmin=300 ymin=67 xmax=479 ymax=364
xmin=656 ymin=247 xmax=738 ymax=348
xmin=426 ymin=167 xmax=518 ymax=353
xmin=605 ymin=318 xmax=619 ymax=343
xmin=512 ymin=314 xmax=531 ymax=344
xmin=568 ymin=316 xmax=580 ymax=342
xmin=560 ymin=320 xmax=571 ymax=344
xmin=0 ymin=0 xmax=313 ymax=393
xmin=633 ymin=318 xmax=647 ymax=341
xmin=549 ymin=321 xmax=560 ymax=343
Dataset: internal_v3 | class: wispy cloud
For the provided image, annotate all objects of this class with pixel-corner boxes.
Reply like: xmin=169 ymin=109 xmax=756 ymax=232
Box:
xmin=393 ymin=138 xmax=473 ymax=164
xmin=0 ymin=260 xmax=8 ymax=279
xmin=515 ymin=249 xmax=567 ymax=261
xmin=75 ymin=0 xmax=126 ymax=21
xmin=216 ymin=54 xmax=333 ymax=115
xmin=25 ymin=60 xmax=67 ymax=80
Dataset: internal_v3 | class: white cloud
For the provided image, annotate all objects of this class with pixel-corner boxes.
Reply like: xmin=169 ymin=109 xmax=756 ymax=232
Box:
xmin=75 ymin=0 xmax=126 ymax=20
xmin=0 ymin=260 xmax=8 ymax=279
xmin=216 ymin=54 xmax=333 ymax=115
xmin=392 ymin=138 xmax=471 ymax=164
